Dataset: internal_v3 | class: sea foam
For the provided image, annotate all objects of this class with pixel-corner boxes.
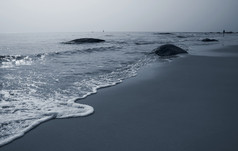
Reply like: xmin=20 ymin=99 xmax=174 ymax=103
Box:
xmin=0 ymin=91 xmax=94 ymax=146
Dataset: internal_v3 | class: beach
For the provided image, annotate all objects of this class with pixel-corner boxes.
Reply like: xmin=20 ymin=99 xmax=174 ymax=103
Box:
xmin=1 ymin=45 xmax=238 ymax=151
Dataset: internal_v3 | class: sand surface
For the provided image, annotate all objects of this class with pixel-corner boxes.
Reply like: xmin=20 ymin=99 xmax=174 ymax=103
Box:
xmin=1 ymin=45 xmax=238 ymax=151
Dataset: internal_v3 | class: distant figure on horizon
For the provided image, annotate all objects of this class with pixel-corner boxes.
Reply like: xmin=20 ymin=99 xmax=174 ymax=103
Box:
xmin=223 ymin=30 xmax=225 ymax=37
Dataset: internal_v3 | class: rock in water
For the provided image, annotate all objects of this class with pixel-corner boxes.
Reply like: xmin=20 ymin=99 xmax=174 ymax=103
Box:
xmin=62 ymin=38 xmax=105 ymax=44
xmin=225 ymin=31 xmax=233 ymax=34
xmin=177 ymin=36 xmax=187 ymax=38
xmin=153 ymin=44 xmax=188 ymax=56
xmin=154 ymin=32 xmax=173 ymax=35
xmin=202 ymin=38 xmax=218 ymax=42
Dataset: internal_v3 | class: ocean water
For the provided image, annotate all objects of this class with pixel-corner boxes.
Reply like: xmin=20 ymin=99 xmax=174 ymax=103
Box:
xmin=0 ymin=32 xmax=238 ymax=146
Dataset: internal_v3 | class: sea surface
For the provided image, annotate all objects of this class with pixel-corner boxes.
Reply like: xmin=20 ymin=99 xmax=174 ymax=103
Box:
xmin=0 ymin=32 xmax=238 ymax=146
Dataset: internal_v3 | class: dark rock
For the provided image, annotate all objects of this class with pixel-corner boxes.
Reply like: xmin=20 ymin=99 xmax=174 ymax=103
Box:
xmin=153 ymin=44 xmax=188 ymax=56
xmin=153 ymin=32 xmax=173 ymax=35
xmin=225 ymin=31 xmax=233 ymax=34
xmin=159 ymin=33 xmax=173 ymax=35
xmin=62 ymin=38 xmax=105 ymax=44
xmin=209 ymin=32 xmax=219 ymax=34
xmin=202 ymin=38 xmax=218 ymax=42
xmin=135 ymin=41 xmax=154 ymax=45
xmin=177 ymin=36 xmax=187 ymax=38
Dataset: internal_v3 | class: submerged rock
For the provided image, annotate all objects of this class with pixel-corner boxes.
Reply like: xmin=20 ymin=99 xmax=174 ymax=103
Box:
xmin=153 ymin=44 xmax=188 ymax=56
xmin=177 ymin=36 xmax=187 ymax=38
xmin=225 ymin=31 xmax=234 ymax=34
xmin=158 ymin=32 xmax=173 ymax=35
xmin=62 ymin=38 xmax=105 ymax=44
xmin=202 ymin=38 xmax=218 ymax=42
xmin=159 ymin=33 xmax=173 ymax=35
xmin=153 ymin=32 xmax=174 ymax=35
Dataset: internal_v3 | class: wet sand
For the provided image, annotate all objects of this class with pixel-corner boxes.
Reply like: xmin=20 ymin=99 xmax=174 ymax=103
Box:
xmin=1 ymin=45 xmax=238 ymax=151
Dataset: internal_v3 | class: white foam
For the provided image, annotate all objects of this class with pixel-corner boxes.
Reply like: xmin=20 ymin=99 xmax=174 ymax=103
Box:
xmin=0 ymin=51 xmax=153 ymax=147
xmin=0 ymin=56 xmax=151 ymax=147
xmin=0 ymin=116 xmax=54 ymax=147
xmin=0 ymin=89 xmax=94 ymax=147
xmin=0 ymin=56 xmax=33 ymax=68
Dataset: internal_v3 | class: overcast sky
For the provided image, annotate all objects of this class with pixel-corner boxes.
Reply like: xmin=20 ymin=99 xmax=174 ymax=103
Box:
xmin=1 ymin=0 xmax=238 ymax=33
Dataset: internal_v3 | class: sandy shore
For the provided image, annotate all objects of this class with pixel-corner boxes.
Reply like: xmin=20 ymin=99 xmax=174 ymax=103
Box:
xmin=1 ymin=45 xmax=238 ymax=151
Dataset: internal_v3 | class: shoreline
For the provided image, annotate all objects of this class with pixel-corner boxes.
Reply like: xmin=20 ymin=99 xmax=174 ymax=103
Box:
xmin=1 ymin=45 xmax=238 ymax=151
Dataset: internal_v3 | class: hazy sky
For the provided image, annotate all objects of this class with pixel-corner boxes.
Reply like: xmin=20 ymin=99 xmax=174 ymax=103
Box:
xmin=1 ymin=0 xmax=238 ymax=33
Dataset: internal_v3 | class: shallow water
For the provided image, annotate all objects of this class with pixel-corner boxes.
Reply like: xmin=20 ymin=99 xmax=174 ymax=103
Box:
xmin=0 ymin=32 xmax=238 ymax=146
